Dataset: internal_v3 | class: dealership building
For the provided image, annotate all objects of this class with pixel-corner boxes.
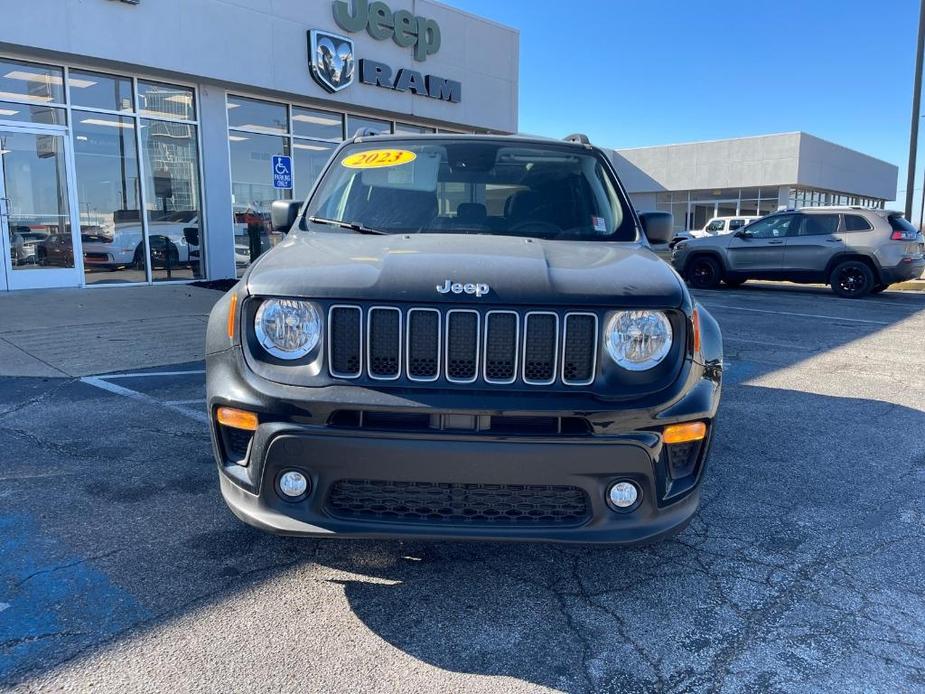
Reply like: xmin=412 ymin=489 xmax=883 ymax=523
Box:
xmin=611 ymin=132 xmax=899 ymax=233
xmin=0 ymin=0 xmax=518 ymax=292
xmin=0 ymin=1 xmax=900 ymax=294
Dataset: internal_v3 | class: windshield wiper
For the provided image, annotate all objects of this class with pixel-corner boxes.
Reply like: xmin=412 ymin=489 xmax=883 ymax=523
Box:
xmin=307 ymin=216 xmax=388 ymax=235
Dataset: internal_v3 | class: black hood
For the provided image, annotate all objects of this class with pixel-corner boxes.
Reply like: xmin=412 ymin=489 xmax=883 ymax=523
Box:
xmin=246 ymin=230 xmax=687 ymax=308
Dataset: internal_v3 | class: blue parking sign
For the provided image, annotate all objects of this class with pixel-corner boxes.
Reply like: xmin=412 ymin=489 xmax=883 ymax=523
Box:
xmin=272 ymin=155 xmax=292 ymax=189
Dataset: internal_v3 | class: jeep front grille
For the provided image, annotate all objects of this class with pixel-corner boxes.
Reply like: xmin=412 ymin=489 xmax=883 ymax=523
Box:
xmin=327 ymin=305 xmax=598 ymax=387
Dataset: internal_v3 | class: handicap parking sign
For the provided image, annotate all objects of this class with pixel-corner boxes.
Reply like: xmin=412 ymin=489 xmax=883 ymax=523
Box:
xmin=272 ymin=155 xmax=292 ymax=189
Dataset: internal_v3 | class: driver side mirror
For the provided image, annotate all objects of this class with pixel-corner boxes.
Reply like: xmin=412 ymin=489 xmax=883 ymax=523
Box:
xmin=735 ymin=229 xmax=753 ymax=239
xmin=638 ymin=211 xmax=673 ymax=245
xmin=270 ymin=200 xmax=302 ymax=232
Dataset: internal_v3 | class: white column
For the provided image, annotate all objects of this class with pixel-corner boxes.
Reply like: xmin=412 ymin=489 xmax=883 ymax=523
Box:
xmin=198 ymin=83 xmax=236 ymax=281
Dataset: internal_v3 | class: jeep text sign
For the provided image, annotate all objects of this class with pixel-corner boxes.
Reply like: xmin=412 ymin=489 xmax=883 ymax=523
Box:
xmin=333 ymin=0 xmax=441 ymax=62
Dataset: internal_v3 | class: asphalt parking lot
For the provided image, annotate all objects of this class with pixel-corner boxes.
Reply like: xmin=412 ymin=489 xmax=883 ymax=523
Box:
xmin=1 ymin=283 xmax=924 ymax=693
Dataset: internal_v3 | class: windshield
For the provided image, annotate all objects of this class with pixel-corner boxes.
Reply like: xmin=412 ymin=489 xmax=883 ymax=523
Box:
xmin=305 ymin=139 xmax=637 ymax=241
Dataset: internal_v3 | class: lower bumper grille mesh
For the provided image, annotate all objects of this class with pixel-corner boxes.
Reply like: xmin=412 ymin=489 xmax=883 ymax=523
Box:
xmin=326 ymin=479 xmax=591 ymax=526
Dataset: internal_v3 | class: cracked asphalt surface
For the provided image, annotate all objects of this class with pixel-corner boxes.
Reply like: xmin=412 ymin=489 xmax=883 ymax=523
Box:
xmin=1 ymin=284 xmax=924 ymax=693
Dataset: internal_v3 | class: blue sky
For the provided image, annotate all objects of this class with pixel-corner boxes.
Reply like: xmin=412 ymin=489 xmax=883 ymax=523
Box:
xmin=448 ymin=0 xmax=920 ymax=212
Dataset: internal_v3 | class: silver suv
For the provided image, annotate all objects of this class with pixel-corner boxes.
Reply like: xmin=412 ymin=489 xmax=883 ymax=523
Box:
xmin=671 ymin=207 xmax=925 ymax=297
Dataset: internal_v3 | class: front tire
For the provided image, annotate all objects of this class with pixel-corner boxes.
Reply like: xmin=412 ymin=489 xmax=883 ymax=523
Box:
xmin=686 ymin=256 xmax=722 ymax=289
xmin=830 ymin=260 xmax=874 ymax=298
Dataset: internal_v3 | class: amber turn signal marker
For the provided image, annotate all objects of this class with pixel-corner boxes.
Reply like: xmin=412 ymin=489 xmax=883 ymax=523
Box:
xmin=691 ymin=308 xmax=702 ymax=354
xmin=663 ymin=421 xmax=707 ymax=444
xmin=216 ymin=407 xmax=258 ymax=431
xmin=226 ymin=293 xmax=238 ymax=340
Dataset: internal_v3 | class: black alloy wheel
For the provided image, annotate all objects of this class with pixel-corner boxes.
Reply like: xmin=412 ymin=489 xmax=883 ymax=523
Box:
xmin=686 ymin=256 xmax=722 ymax=289
xmin=830 ymin=260 xmax=874 ymax=298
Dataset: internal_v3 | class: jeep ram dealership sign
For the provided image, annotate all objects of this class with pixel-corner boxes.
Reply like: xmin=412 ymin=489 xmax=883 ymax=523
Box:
xmin=308 ymin=0 xmax=461 ymax=103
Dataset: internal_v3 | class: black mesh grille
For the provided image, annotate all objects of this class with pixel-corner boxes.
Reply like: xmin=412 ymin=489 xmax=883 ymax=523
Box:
xmin=326 ymin=480 xmax=591 ymax=526
xmin=563 ymin=314 xmax=596 ymax=383
xmin=446 ymin=311 xmax=478 ymax=381
xmin=330 ymin=307 xmax=361 ymax=376
xmin=369 ymin=309 xmax=400 ymax=378
xmin=407 ymin=310 xmax=439 ymax=379
xmin=523 ymin=314 xmax=557 ymax=383
xmin=484 ymin=312 xmax=517 ymax=382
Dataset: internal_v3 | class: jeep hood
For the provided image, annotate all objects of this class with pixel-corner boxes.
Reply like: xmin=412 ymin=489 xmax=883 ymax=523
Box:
xmin=246 ymin=231 xmax=687 ymax=308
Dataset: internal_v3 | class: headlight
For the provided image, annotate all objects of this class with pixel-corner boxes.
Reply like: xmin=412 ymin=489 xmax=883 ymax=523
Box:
xmin=604 ymin=310 xmax=673 ymax=370
xmin=254 ymin=299 xmax=321 ymax=360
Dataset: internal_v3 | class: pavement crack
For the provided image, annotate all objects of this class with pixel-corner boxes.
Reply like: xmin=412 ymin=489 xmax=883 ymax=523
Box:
xmin=0 ymin=631 xmax=86 ymax=653
xmin=14 ymin=549 xmax=125 ymax=588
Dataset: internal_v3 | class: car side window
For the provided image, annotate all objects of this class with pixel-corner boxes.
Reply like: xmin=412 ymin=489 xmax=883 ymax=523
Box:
xmin=729 ymin=219 xmax=745 ymax=230
xmin=705 ymin=220 xmax=724 ymax=232
xmin=844 ymin=214 xmax=873 ymax=231
xmin=798 ymin=214 xmax=839 ymax=236
xmin=745 ymin=214 xmax=796 ymax=239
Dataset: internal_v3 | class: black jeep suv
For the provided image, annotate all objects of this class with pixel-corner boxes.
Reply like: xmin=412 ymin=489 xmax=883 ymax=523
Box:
xmin=206 ymin=133 xmax=723 ymax=543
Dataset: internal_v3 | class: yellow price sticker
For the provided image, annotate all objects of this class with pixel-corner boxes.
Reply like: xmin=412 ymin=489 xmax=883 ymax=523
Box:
xmin=342 ymin=149 xmax=417 ymax=169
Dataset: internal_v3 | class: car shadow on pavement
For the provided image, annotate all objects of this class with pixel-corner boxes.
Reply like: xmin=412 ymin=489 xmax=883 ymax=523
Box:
xmin=314 ymin=384 xmax=925 ymax=692
xmin=2 ymin=380 xmax=923 ymax=692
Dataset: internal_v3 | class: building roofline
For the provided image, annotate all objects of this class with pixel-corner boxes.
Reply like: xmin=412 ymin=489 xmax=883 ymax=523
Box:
xmin=426 ymin=0 xmax=520 ymax=34
xmin=613 ymin=131 xmax=896 ymax=170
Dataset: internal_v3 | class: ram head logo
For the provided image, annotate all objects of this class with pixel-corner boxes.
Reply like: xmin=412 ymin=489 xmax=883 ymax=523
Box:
xmin=308 ymin=31 xmax=355 ymax=93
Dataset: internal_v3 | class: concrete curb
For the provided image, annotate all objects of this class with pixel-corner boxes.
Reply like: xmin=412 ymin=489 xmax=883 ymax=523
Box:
xmin=890 ymin=279 xmax=925 ymax=292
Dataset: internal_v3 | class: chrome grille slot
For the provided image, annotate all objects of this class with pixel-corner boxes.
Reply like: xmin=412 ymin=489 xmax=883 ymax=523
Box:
xmin=445 ymin=310 xmax=479 ymax=383
xmin=523 ymin=312 xmax=559 ymax=385
xmin=367 ymin=307 xmax=401 ymax=379
xmin=483 ymin=311 xmax=518 ymax=384
xmin=328 ymin=305 xmax=362 ymax=378
xmin=406 ymin=308 xmax=440 ymax=381
xmin=562 ymin=313 xmax=598 ymax=385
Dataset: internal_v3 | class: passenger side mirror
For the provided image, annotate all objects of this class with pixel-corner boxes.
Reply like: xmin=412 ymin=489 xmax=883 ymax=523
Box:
xmin=270 ymin=200 xmax=302 ymax=232
xmin=638 ymin=211 xmax=673 ymax=245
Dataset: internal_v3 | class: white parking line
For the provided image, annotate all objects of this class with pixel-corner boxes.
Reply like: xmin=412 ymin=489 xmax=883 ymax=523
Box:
xmin=101 ymin=370 xmax=206 ymax=380
xmin=700 ymin=303 xmax=889 ymax=325
xmin=80 ymin=376 xmax=208 ymax=424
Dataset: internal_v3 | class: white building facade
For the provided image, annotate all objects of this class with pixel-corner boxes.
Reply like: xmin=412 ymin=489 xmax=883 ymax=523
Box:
xmin=0 ymin=0 xmax=519 ymax=291
xmin=611 ymin=132 xmax=898 ymax=232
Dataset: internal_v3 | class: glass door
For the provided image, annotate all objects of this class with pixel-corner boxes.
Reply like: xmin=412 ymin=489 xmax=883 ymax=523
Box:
xmin=0 ymin=126 xmax=82 ymax=290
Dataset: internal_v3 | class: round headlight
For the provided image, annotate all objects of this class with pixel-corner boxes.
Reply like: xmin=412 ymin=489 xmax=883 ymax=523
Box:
xmin=255 ymin=299 xmax=321 ymax=359
xmin=605 ymin=310 xmax=673 ymax=371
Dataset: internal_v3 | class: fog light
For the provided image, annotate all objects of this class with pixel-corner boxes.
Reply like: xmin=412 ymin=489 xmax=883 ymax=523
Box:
xmin=278 ymin=470 xmax=309 ymax=499
xmin=607 ymin=481 xmax=640 ymax=510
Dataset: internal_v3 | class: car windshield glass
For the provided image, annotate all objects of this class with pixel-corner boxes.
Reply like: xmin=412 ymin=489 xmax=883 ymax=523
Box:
xmin=305 ymin=139 xmax=637 ymax=241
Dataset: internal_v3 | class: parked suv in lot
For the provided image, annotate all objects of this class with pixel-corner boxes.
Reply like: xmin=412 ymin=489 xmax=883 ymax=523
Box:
xmin=671 ymin=207 xmax=925 ymax=297
xmin=206 ymin=133 xmax=724 ymax=544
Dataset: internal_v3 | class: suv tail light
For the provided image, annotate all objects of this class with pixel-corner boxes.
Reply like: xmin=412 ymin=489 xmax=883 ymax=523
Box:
xmin=891 ymin=230 xmax=917 ymax=241
xmin=888 ymin=214 xmax=919 ymax=241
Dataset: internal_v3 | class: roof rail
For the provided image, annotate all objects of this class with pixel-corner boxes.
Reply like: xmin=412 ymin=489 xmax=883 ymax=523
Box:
xmin=563 ymin=133 xmax=591 ymax=145
xmin=353 ymin=127 xmax=384 ymax=139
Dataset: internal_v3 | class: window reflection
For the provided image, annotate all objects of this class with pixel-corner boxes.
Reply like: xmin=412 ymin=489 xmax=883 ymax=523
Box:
xmin=140 ymin=120 xmax=203 ymax=281
xmin=292 ymin=140 xmax=335 ymax=199
xmin=229 ymin=133 xmax=291 ymax=277
xmin=0 ymin=100 xmax=65 ymax=126
xmin=73 ymin=114 xmax=146 ymax=284
xmin=138 ymin=81 xmax=196 ymax=121
xmin=292 ymin=107 xmax=343 ymax=141
xmin=0 ymin=58 xmax=64 ymax=104
xmin=70 ymin=70 xmax=133 ymax=112
xmin=346 ymin=115 xmax=390 ymax=136
xmin=1 ymin=131 xmax=73 ymax=271
xmin=227 ymin=96 xmax=288 ymax=134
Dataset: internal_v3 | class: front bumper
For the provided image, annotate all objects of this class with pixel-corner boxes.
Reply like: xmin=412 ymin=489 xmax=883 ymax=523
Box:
xmin=207 ymin=347 xmax=721 ymax=544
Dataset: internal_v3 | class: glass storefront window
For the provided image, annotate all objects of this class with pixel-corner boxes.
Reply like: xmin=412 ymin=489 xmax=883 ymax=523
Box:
xmin=1 ymin=130 xmax=73 ymax=271
xmin=69 ymin=70 xmax=133 ymax=112
xmin=138 ymin=80 xmax=196 ymax=121
xmin=346 ymin=115 xmax=390 ymax=136
xmin=393 ymin=122 xmax=435 ymax=134
xmin=0 ymin=100 xmax=66 ymax=126
xmin=229 ymin=132 xmax=291 ymax=277
xmin=227 ymin=95 xmax=288 ymax=135
xmin=139 ymin=119 xmax=203 ymax=281
xmin=0 ymin=58 xmax=64 ymax=104
xmin=292 ymin=140 xmax=335 ymax=199
xmin=72 ymin=113 xmax=145 ymax=284
xmin=292 ymin=107 xmax=342 ymax=141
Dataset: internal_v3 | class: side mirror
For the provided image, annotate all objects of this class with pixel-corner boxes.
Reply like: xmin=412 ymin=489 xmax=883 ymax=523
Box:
xmin=270 ymin=200 xmax=302 ymax=232
xmin=735 ymin=229 xmax=753 ymax=239
xmin=639 ymin=211 xmax=673 ymax=245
